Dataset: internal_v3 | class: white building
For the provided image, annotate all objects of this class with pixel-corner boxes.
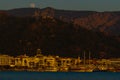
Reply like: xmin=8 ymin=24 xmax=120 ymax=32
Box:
xmin=15 ymin=54 xmax=29 ymax=67
xmin=0 ymin=54 xmax=14 ymax=66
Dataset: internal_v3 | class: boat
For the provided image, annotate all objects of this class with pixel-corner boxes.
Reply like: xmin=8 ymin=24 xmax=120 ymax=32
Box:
xmin=69 ymin=51 xmax=95 ymax=72
xmin=44 ymin=66 xmax=58 ymax=72
xmin=59 ymin=66 xmax=69 ymax=72
xmin=93 ymin=67 xmax=109 ymax=72
xmin=93 ymin=65 xmax=109 ymax=72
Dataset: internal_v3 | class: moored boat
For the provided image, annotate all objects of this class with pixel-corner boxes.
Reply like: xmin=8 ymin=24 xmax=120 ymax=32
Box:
xmin=44 ymin=66 xmax=58 ymax=72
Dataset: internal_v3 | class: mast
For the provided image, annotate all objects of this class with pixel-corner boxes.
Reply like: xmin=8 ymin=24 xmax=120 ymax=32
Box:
xmin=89 ymin=51 xmax=91 ymax=65
xmin=84 ymin=51 xmax=86 ymax=65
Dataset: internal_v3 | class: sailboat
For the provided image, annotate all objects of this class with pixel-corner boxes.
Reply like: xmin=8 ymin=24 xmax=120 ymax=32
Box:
xmin=70 ymin=51 xmax=95 ymax=72
xmin=83 ymin=51 xmax=95 ymax=72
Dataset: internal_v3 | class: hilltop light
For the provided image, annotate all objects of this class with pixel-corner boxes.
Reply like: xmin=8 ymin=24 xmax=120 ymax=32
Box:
xmin=30 ymin=3 xmax=35 ymax=8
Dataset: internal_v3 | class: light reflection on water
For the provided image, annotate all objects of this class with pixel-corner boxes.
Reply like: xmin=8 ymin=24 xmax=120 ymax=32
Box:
xmin=0 ymin=71 xmax=120 ymax=80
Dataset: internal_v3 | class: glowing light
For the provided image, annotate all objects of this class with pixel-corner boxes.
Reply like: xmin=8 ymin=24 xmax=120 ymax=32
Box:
xmin=30 ymin=3 xmax=35 ymax=8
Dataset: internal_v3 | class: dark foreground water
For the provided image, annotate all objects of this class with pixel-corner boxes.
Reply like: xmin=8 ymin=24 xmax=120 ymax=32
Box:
xmin=0 ymin=71 xmax=120 ymax=80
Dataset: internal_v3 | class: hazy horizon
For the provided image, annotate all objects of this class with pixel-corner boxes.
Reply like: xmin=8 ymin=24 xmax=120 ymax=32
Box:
xmin=0 ymin=0 xmax=120 ymax=11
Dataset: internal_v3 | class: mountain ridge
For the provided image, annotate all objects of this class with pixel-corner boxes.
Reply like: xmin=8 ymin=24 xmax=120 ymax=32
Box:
xmin=1 ymin=7 xmax=119 ymax=35
xmin=0 ymin=7 xmax=120 ymax=58
xmin=0 ymin=12 xmax=119 ymax=58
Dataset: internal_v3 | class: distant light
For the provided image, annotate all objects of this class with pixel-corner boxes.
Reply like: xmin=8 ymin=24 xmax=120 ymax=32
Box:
xmin=30 ymin=3 xmax=35 ymax=8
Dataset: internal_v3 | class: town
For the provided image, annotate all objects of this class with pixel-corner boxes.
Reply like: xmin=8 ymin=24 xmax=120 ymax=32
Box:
xmin=0 ymin=49 xmax=120 ymax=72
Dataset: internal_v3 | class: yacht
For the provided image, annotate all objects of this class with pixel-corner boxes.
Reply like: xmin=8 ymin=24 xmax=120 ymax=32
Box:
xmin=59 ymin=66 xmax=69 ymax=72
xmin=44 ymin=66 xmax=58 ymax=72
xmin=69 ymin=51 xmax=95 ymax=72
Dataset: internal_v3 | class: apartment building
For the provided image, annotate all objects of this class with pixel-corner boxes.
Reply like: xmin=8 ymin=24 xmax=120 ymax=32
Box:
xmin=0 ymin=54 xmax=14 ymax=66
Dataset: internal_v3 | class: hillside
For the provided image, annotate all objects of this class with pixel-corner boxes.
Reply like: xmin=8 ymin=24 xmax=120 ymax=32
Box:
xmin=0 ymin=13 xmax=119 ymax=58
xmin=2 ymin=7 xmax=120 ymax=36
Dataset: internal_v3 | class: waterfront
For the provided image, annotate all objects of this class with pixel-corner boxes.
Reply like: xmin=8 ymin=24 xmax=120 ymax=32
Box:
xmin=1 ymin=52 xmax=120 ymax=72
xmin=0 ymin=71 xmax=120 ymax=80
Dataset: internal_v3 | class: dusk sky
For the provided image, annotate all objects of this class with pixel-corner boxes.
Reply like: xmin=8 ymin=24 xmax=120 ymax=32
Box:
xmin=0 ymin=0 xmax=120 ymax=11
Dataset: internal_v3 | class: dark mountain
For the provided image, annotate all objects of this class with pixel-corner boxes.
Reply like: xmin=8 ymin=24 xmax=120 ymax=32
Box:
xmin=0 ymin=13 xmax=119 ymax=58
xmin=74 ymin=12 xmax=120 ymax=35
xmin=3 ymin=7 xmax=120 ymax=36
xmin=7 ymin=7 xmax=96 ymax=18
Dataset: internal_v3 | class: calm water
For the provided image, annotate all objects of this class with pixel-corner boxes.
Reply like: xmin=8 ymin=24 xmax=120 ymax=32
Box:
xmin=0 ymin=71 xmax=120 ymax=80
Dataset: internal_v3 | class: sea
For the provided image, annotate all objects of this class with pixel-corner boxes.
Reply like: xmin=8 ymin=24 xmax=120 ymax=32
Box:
xmin=0 ymin=71 xmax=120 ymax=80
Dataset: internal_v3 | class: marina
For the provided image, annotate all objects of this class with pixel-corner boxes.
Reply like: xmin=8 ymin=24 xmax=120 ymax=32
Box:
xmin=0 ymin=51 xmax=120 ymax=72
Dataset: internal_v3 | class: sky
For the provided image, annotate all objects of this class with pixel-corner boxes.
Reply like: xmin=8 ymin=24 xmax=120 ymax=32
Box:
xmin=0 ymin=0 xmax=120 ymax=11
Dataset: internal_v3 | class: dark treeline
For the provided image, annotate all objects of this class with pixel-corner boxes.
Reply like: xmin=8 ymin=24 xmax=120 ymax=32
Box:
xmin=0 ymin=14 xmax=120 ymax=58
